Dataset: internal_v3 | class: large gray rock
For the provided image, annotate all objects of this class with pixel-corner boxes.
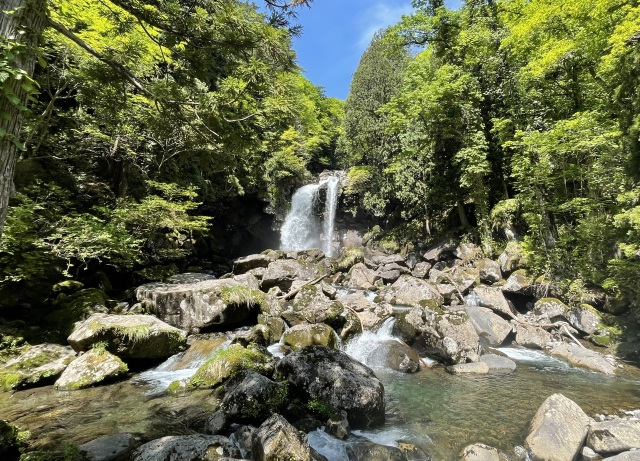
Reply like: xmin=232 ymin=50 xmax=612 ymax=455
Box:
xmin=220 ymin=371 xmax=289 ymax=425
xmin=368 ymin=340 xmax=422 ymax=373
xmin=337 ymin=293 xmax=393 ymax=330
xmin=261 ymin=259 xmax=324 ymax=291
xmin=233 ymin=254 xmax=273 ymax=274
xmin=472 ymin=287 xmax=516 ymax=319
xmin=525 ymin=394 xmax=589 ymax=461
xmin=464 ymin=305 xmax=512 ymax=346
xmin=460 ymin=443 xmax=510 ymax=461
xmin=137 ymin=278 xmax=267 ymax=332
xmin=275 ymin=346 xmax=385 ymax=428
xmin=131 ymin=434 xmax=240 ymax=461
xmin=79 ymin=433 xmax=136 ymax=461
xmin=533 ymin=298 xmax=569 ymax=320
xmin=569 ymin=305 xmax=603 ymax=335
xmin=347 ymin=263 xmax=378 ymax=291
xmin=549 ymin=343 xmax=617 ymax=375
xmin=0 ymin=343 xmax=75 ymax=391
xmin=67 ymin=313 xmax=187 ymax=360
xmin=476 ymin=259 xmax=502 ymax=284
xmin=54 ymin=348 xmax=128 ymax=390
xmin=283 ymin=323 xmax=340 ymax=350
xmin=479 ymin=354 xmax=516 ymax=372
xmin=393 ymin=306 xmax=480 ymax=364
xmin=412 ymin=262 xmax=432 ymax=279
xmin=252 ymin=414 xmax=327 ymax=461
xmin=502 ymin=270 xmax=533 ymax=295
xmin=588 ymin=419 xmax=640 ymax=454
xmin=423 ymin=241 xmax=456 ymax=262
xmin=389 ymin=275 xmax=443 ymax=307
xmin=512 ymin=321 xmax=554 ymax=349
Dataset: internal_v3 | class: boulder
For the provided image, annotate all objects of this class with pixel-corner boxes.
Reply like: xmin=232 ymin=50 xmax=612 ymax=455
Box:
xmin=390 ymin=275 xmax=443 ymax=307
xmin=220 ymin=371 xmax=289 ymax=425
xmin=498 ymin=242 xmax=526 ymax=275
xmin=261 ymin=259 xmax=324 ymax=292
xmin=423 ymin=240 xmax=456 ymax=262
xmin=533 ymin=298 xmax=569 ymax=320
xmin=275 ymin=346 xmax=385 ymax=428
xmin=464 ymin=305 xmax=512 ymax=346
xmin=372 ymin=254 xmax=408 ymax=267
xmin=393 ymin=306 xmax=480 ymax=364
xmin=411 ymin=262 xmax=432 ymax=279
xmin=378 ymin=269 xmax=402 ymax=284
xmin=476 ymin=259 xmax=502 ymax=284
xmin=78 ymin=433 xmax=136 ymax=461
xmin=189 ymin=344 xmax=273 ymax=389
xmin=131 ymin=434 xmax=240 ymax=461
xmin=455 ymin=242 xmax=481 ymax=261
xmin=137 ymin=278 xmax=267 ymax=332
xmin=472 ymin=287 xmax=516 ymax=319
xmin=587 ymin=419 xmax=640 ymax=454
xmin=230 ymin=425 xmax=255 ymax=459
xmin=479 ymin=354 xmax=517 ymax=373
xmin=347 ymin=263 xmax=378 ymax=291
xmin=460 ymin=443 xmax=510 ymax=461
xmin=166 ymin=273 xmax=216 ymax=284
xmin=233 ymin=254 xmax=273 ymax=274
xmin=582 ymin=447 xmax=603 ymax=461
xmin=549 ymin=343 xmax=617 ymax=375
xmin=569 ymin=305 xmax=603 ymax=335
xmin=283 ymin=324 xmax=340 ymax=350
xmin=445 ymin=362 xmax=490 ymax=375
xmin=54 ymin=348 xmax=128 ymax=390
xmin=0 ymin=343 xmax=75 ymax=391
xmin=337 ymin=293 xmax=393 ymax=330
xmin=252 ymin=414 xmax=327 ymax=461
xmin=345 ymin=438 xmax=407 ymax=461
xmin=525 ymin=394 xmax=589 ymax=461
xmin=502 ymin=270 xmax=534 ymax=295
xmin=512 ymin=322 xmax=554 ymax=349
xmin=67 ymin=313 xmax=187 ymax=360
xmin=336 ymin=248 xmax=366 ymax=273
xmin=368 ymin=340 xmax=422 ymax=373
xmin=327 ymin=411 xmax=350 ymax=440
xmin=602 ymin=452 xmax=640 ymax=461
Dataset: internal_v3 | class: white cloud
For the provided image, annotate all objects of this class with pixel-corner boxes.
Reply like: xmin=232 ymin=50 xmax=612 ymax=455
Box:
xmin=357 ymin=1 xmax=413 ymax=50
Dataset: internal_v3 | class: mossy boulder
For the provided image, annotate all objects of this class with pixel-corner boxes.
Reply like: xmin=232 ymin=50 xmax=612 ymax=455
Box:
xmin=568 ymin=304 xmax=603 ymax=335
xmin=502 ymin=269 xmax=533 ymax=295
xmin=0 ymin=344 xmax=75 ymax=392
xmin=533 ymin=298 xmax=569 ymax=321
xmin=0 ymin=420 xmax=28 ymax=458
xmin=261 ymin=259 xmax=326 ymax=292
xmin=283 ymin=323 xmax=340 ymax=351
xmin=67 ymin=313 xmax=187 ymax=360
xmin=137 ymin=278 xmax=267 ymax=332
xmin=335 ymin=247 xmax=365 ymax=273
xmin=189 ymin=344 xmax=272 ymax=389
xmin=54 ymin=348 xmax=128 ymax=390
xmin=51 ymin=280 xmax=84 ymax=294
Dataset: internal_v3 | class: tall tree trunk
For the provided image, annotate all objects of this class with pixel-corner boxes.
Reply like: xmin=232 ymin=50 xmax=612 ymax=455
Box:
xmin=0 ymin=0 xmax=47 ymax=241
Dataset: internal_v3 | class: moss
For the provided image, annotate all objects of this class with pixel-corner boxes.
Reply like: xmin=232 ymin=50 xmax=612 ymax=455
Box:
xmin=419 ymin=299 xmax=444 ymax=312
xmin=335 ymin=247 xmax=365 ymax=272
xmin=189 ymin=344 xmax=271 ymax=389
xmin=0 ymin=372 xmax=22 ymax=392
xmin=218 ymin=285 xmax=266 ymax=309
xmin=305 ymin=399 xmax=339 ymax=420
xmin=51 ymin=280 xmax=84 ymax=294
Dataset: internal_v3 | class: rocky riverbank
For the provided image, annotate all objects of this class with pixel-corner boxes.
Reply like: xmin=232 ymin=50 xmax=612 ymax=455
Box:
xmin=1 ymin=241 xmax=639 ymax=460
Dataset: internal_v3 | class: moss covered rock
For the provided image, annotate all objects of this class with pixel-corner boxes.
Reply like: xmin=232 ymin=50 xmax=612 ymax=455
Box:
xmin=189 ymin=344 xmax=272 ymax=389
xmin=54 ymin=348 xmax=128 ymax=390
xmin=335 ymin=247 xmax=365 ymax=273
xmin=533 ymin=298 xmax=569 ymax=320
xmin=283 ymin=323 xmax=340 ymax=351
xmin=0 ymin=344 xmax=75 ymax=392
xmin=0 ymin=420 xmax=28 ymax=457
xmin=67 ymin=313 xmax=187 ymax=360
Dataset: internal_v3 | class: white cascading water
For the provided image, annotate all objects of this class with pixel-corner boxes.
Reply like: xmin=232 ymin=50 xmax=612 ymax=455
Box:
xmin=280 ymin=174 xmax=341 ymax=256
xmin=322 ymin=176 xmax=340 ymax=257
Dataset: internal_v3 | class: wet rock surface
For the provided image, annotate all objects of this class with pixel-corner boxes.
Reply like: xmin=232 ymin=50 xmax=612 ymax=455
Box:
xmin=131 ymin=434 xmax=241 ymax=461
xmin=54 ymin=348 xmax=128 ymax=390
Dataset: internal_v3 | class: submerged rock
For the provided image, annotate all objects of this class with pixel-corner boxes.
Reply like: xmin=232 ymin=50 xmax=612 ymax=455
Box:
xmin=67 ymin=313 xmax=187 ymax=360
xmin=0 ymin=343 xmax=75 ymax=391
xmin=275 ymin=346 xmax=385 ymax=428
xmin=252 ymin=414 xmax=327 ymax=461
xmin=54 ymin=348 xmax=128 ymax=390
xmin=587 ymin=419 xmax=640 ymax=454
xmin=525 ymin=393 xmax=589 ymax=461
xmin=78 ymin=433 xmax=136 ymax=461
xmin=460 ymin=443 xmax=510 ymax=461
xmin=131 ymin=434 xmax=240 ymax=461
xmin=137 ymin=277 xmax=267 ymax=332
xmin=345 ymin=437 xmax=407 ymax=461
xmin=445 ymin=362 xmax=490 ymax=375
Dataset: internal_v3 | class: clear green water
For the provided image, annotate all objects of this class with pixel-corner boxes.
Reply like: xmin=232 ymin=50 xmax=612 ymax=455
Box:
xmin=1 ymin=344 xmax=639 ymax=461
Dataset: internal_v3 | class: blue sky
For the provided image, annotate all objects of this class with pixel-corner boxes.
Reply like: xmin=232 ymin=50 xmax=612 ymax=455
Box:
xmin=292 ymin=0 xmax=463 ymax=100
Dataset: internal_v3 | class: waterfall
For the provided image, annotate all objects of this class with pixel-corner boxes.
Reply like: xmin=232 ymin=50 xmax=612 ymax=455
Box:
xmin=323 ymin=176 xmax=340 ymax=257
xmin=280 ymin=174 xmax=341 ymax=256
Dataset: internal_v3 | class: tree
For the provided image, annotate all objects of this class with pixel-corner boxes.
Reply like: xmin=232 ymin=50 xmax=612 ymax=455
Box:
xmin=0 ymin=0 xmax=47 ymax=240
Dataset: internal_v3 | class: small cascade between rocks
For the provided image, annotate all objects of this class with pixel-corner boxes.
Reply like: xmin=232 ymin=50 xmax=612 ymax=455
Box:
xmin=280 ymin=173 xmax=341 ymax=257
